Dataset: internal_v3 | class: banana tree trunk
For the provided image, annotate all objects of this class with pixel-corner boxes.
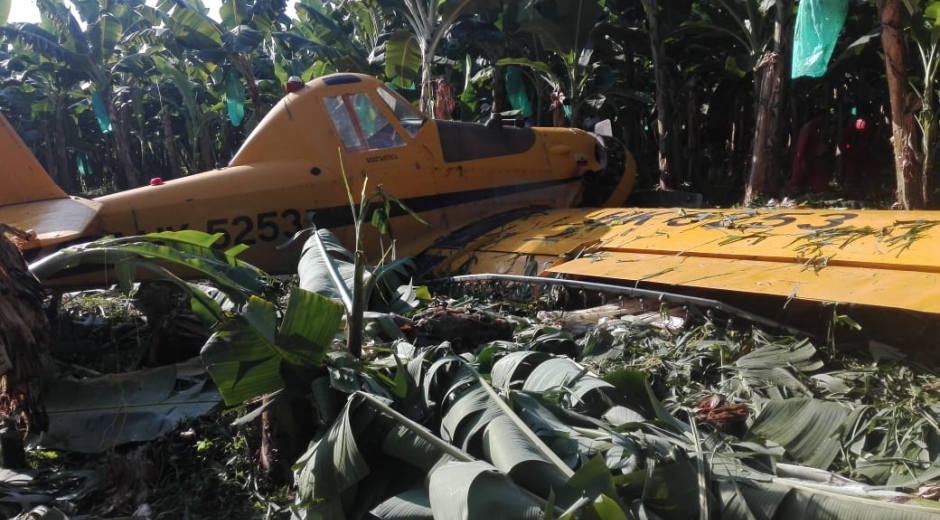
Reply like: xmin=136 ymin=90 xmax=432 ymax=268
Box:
xmin=245 ymin=79 xmax=264 ymax=121
xmin=38 ymin=121 xmax=58 ymax=190
xmin=161 ymin=110 xmax=184 ymax=180
xmin=641 ymin=0 xmax=682 ymax=190
xmin=743 ymin=51 xmax=784 ymax=204
xmin=744 ymin=0 xmax=791 ymax=206
xmin=53 ymin=107 xmax=74 ymax=193
xmin=259 ymin=394 xmax=318 ymax=484
xmin=235 ymin=57 xmax=266 ymax=121
xmin=881 ymin=0 xmax=929 ymax=209
xmin=420 ymin=49 xmax=432 ymax=115
xmin=0 ymin=226 xmax=51 ymax=468
xmin=194 ymin=105 xmax=216 ymax=171
xmin=105 ymin=95 xmax=142 ymax=190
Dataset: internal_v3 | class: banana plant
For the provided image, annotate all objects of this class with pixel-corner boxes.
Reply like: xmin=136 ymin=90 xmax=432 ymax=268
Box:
xmin=904 ymin=0 xmax=940 ymax=204
xmin=373 ymin=0 xmax=490 ymax=112
xmin=0 ymin=43 xmax=80 ymax=191
xmin=296 ymin=164 xmax=429 ymax=358
xmin=135 ymin=0 xmax=287 ymax=129
xmin=0 ymin=0 xmax=146 ymax=189
xmin=492 ymin=0 xmax=653 ymax=133
xmin=27 ymin=230 xmax=345 ymax=407
xmin=271 ymin=2 xmax=376 ymax=80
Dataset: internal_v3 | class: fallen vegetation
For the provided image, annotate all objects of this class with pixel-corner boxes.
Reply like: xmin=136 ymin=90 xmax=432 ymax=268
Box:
xmin=2 ymin=219 xmax=940 ymax=519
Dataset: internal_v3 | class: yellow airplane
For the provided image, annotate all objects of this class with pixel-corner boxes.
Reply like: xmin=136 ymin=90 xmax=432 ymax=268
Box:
xmin=3 ymin=72 xmax=940 ymax=359
xmin=0 ymin=73 xmax=632 ymax=274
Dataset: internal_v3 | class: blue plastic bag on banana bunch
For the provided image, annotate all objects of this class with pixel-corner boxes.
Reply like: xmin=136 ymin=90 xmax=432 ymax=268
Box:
xmin=791 ymin=0 xmax=849 ymax=78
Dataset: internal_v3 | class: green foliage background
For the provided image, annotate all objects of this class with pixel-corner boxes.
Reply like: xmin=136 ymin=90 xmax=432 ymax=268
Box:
xmin=1 ymin=0 xmax=936 ymax=205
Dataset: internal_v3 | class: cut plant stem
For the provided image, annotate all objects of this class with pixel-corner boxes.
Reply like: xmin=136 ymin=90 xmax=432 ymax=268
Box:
xmin=348 ymin=251 xmax=366 ymax=358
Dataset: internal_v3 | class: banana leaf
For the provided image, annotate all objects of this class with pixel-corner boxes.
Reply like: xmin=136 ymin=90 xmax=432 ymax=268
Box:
xmin=37 ymin=364 xmax=219 ymax=453
xmin=381 ymin=423 xmax=456 ymax=472
xmin=490 ymin=351 xmax=551 ymax=390
xmin=201 ymin=288 xmax=342 ymax=405
xmin=223 ymin=24 xmax=263 ymax=53
xmin=13 ymin=506 xmax=69 ymax=520
xmin=509 ymin=392 xmax=608 ymax=468
xmin=371 ymin=489 xmax=433 ymax=520
xmin=440 ymin=384 xmax=503 ymax=450
xmin=427 ymin=461 xmax=543 ymax=520
xmin=219 ymin=0 xmax=248 ymax=27
xmin=87 ymin=8 xmax=124 ymax=62
xmin=385 ymin=29 xmax=421 ymax=89
xmin=423 ymin=355 xmax=474 ymax=409
xmin=271 ymin=31 xmax=343 ymax=60
xmin=728 ymin=338 xmax=822 ymax=397
xmin=482 ymin=415 xmax=571 ymax=501
xmin=568 ymin=455 xmax=631 ymax=513
xmin=718 ymin=476 xmax=940 ymax=520
xmin=521 ymin=357 xmax=615 ymax=413
xmin=298 ymin=228 xmax=363 ymax=309
xmin=0 ymin=23 xmax=72 ymax=61
xmin=618 ymin=457 xmax=701 ymax=520
xmin=295 ymin=394 xmax=378 ymax=506
xmin=747 ymin=398 xmax=851 ymax=470
xmin=604 ymin=369 xmax=690 ymax=433
xmin=0 ymin=467 xmax=100 ymax=513
xmin=29 ymin=231 xmax=270 ymax=306
xmin=160 ymin=0 xmax=224 ymax=50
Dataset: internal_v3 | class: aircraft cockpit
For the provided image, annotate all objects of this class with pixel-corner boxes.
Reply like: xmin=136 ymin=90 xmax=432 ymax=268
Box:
xmin=323 ymin=85 xmax=426 ymax=154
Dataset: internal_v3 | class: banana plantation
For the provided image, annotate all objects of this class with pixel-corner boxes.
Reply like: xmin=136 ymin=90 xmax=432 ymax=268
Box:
xmin=1 ymin=0 xmax=938 ymax=207
xmin=2 ymin=0 xmax=940 ymax=519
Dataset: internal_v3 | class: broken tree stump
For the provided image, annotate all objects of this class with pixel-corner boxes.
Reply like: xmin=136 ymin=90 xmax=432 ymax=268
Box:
xmin=416 ymin=307 xmax=513 ymax=351
xmin=0 ymin=225 xmax=51 ymax=468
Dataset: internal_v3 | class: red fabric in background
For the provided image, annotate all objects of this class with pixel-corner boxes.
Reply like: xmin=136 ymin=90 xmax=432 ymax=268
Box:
xmin=790 ymin=119 xmax=827 ymax=192
xmin=840 ymin=117 xmax=874 ymax=184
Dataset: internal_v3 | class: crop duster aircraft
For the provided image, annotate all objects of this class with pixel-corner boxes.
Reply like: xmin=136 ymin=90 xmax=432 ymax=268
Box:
xmin=1 ymin=73 xmax=631 ymax=273
xmin=2 ymin=73 xmax=940 ymax=361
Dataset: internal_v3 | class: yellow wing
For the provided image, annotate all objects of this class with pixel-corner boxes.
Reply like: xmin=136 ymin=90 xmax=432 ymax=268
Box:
xmin=431 ymin=207 xmax=940 ymax=315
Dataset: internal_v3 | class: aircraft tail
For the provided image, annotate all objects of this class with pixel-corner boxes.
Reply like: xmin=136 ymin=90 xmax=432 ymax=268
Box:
xmin=0 ymin=112 xmax=100 ymax=250
xmin=0 ymin=112 xmax=67 ymax=206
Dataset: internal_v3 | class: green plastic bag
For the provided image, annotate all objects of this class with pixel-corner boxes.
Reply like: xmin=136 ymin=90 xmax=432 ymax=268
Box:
xmin=91 ymin=91 xmax=112 ymax=134
xmin=225 ymin=72 xmax=246 ymax=127
xmin=505 ymin=66 xmax=533 ymax=118
xmin=791 ymin=0 xmax=849 ymax=79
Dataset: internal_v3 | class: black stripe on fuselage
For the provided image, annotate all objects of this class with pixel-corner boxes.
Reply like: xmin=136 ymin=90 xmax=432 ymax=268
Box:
xmin=305 ymin=175 xmax=580 ymax=229
xmin=41 ymin=177 xmax=580 ymax=283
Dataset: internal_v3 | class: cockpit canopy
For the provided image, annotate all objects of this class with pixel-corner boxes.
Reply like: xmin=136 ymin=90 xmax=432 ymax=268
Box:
xmin=322 ymin=83 xmax=427 ymax=154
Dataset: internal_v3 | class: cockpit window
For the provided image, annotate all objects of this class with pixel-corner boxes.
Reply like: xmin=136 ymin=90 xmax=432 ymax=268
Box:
xmin=323 ymin=96 xmax=365 ymax=151
xmin=323 ymin=93 xmax=405 ymax=153
xmin=376 ymin=86 xmax=425 ymax=137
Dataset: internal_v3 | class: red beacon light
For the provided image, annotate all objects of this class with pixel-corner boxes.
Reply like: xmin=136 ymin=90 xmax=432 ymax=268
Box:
xmin=150 ymin=177 xmax=164 ymax=186
xmin=286 ymin=76 xmax=305 ymax=94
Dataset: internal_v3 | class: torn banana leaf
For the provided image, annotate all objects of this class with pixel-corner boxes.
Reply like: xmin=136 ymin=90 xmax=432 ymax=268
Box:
xmin=37 ymin=364 xmax=219 ymax=453
xmin=428 ymin=461 xmax=543 ymax=520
